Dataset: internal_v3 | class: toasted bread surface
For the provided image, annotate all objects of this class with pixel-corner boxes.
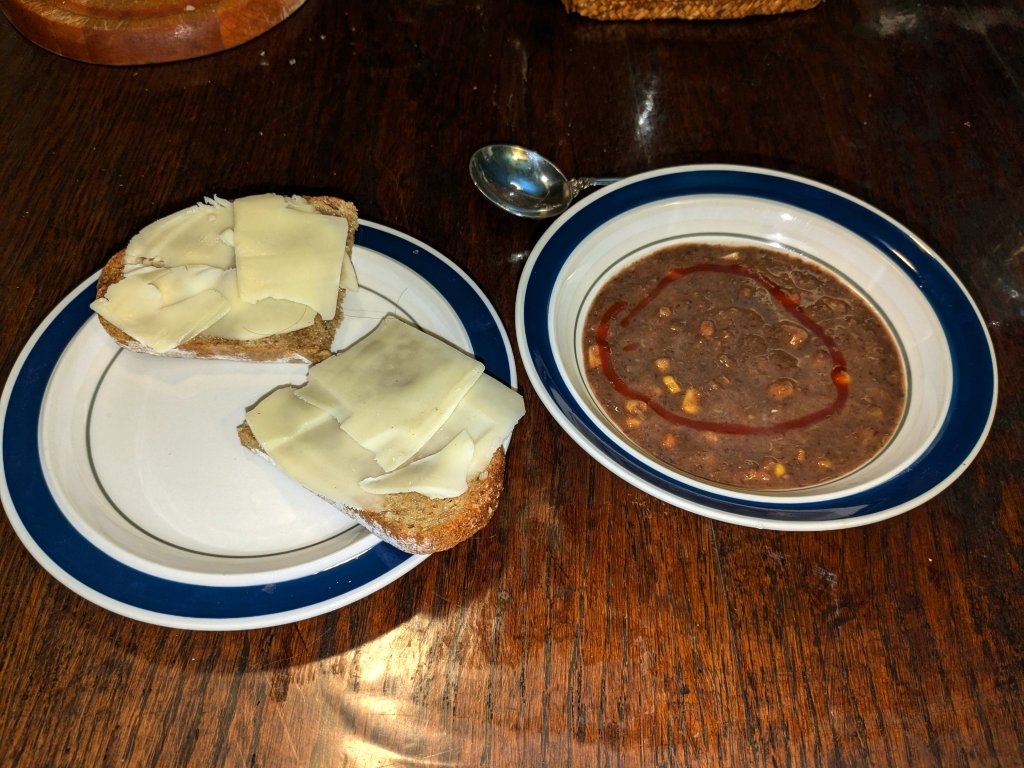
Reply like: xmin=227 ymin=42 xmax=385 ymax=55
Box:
xmin=238 ymin=422 xmax=505 ymax=554
xmin=94 ymin=195 xmax=358 ymax=364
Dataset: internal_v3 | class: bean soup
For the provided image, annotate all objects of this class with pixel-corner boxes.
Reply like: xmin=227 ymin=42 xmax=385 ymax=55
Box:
xmin=583 ymin=243 xmax=906 ymax=490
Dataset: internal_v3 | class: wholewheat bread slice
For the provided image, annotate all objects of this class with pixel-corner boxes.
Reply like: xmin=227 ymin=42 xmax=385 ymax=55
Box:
xmin=94 ymin=195 xmax=358 ymax=364
xmin=237 ymin=422 xmax=505 ymax=554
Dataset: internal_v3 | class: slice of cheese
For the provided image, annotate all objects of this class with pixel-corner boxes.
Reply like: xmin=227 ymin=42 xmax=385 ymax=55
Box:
xmin=90 ymin=267 xmax=231 ymax=353
xmin=202 ymin=269 xmax=317 ymax=340
xmin=233 ymin=193 xmax=348 ymax=320
xmin=245 ymin=387 xmax=384 ymax=511
xmin=339 ymin=246 xmax=358 ymax=291
xmin=360 ymin=431 xmax=474 ymax=498
xmin=126 ymin=197 xmax=235 ymax=269
xmin=295 ymin=316 xmax=484 ymax=471
xmin=102 ymin=194 xmax=356 ymax=350
xmin=414 ymin=373 xmax=526 ymax=479
xmin=148 ymin=263 xmax=225 ymax=301
xmin=243 ymin=316 xmax=525 ymax=504
xmin=95 ymin=263 xmax=317 ymax=345
xmin=244 ymin=386 xmax=333 ymax=450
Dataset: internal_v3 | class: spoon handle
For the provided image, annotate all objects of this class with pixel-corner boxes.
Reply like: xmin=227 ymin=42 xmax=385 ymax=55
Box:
xmin=570 ymin=177 xmax=619 ymax=198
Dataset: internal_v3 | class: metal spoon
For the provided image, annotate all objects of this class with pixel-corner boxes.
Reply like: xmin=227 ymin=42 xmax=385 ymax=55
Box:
xmin=469 ymin=144 xmax=617 ymax=219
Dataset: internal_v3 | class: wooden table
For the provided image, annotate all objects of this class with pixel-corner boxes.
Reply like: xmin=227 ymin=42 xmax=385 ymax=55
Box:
xmin=1 ymin=1 xmax=1021 ymax=765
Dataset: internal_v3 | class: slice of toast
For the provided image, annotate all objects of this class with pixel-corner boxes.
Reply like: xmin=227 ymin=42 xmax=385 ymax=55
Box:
xmin=94 ymin=195 xmax=358 ymax=364
xmin=237 ymin=422 xmax=505 ymax=554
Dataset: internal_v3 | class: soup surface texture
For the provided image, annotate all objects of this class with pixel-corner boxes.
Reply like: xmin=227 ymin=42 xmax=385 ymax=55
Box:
xmin=583 ymin=243 xmax=906 ymax=490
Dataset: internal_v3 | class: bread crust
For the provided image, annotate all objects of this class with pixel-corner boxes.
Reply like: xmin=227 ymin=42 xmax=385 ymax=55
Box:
xmin=94 ymin=195 xmax=358 ymax=364
xmin=561 ymin=0 xmax=821 ymax=20
xmin=237 ymin=422 xmax=505 ymax=554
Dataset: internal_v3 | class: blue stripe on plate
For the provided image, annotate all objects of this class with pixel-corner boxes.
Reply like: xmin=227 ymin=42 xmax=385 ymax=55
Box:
xmin=3 ymin=222 xmax=511 ymax=621
xmin=521 ymin=168 xmax=995 ymax=521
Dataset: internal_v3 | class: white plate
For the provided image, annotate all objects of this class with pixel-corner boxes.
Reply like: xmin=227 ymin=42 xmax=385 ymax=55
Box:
xmin=516 ymin=165 xmax=997 ymax=530
xmin=1 ymin=221 xmax=516 ymax=629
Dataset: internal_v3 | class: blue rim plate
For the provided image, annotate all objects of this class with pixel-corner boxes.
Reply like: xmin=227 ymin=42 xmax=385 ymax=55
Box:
xmin=515 ymin=165 xmax=997 ymax=530
xmin=1 ymin=221 xmax=515 ymax=629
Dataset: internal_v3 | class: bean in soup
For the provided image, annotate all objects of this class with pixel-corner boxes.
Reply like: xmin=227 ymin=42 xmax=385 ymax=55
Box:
xmin=583 ymin=243 xmax=905 ymax=490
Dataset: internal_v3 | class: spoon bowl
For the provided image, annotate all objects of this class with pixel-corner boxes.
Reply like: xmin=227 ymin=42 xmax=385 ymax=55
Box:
xmin=469 ymin=144 xmax=616 ymax=218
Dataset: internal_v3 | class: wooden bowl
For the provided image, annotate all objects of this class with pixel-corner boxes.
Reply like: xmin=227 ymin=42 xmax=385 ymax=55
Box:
xmin=0 ymin=0 xmax=307 ymax=65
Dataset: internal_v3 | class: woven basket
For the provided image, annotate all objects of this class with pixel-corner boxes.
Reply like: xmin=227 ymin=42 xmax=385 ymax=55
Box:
xmin=562 ymin=0 xmax=821 ymax=20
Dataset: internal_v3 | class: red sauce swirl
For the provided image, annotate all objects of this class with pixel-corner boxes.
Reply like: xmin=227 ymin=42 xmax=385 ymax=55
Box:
xmin=595 ymin=263 xmax=850 ymax=435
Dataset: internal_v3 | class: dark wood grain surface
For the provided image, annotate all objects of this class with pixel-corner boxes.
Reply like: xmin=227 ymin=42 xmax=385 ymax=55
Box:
xmin=1 ymin=0 xmax=1021 ymax=765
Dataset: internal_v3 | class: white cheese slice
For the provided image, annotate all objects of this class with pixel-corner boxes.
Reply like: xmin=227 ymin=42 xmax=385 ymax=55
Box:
xmin=245 ymin=386 xmax=333 ymax=450
xmin=233 ymin=193 xmax=347 ymax=320
xmin=202 ymin=269 xmax=317 ymax=340
xmin=148 ymin=264 xmax=225 ymax=302
xmin=339 ymin=247 xmax=358 ymax=291
xmin=245 ymin=387 xmax=384 ymax=511
xmin=415 ymin=373 xmax=526 ymax=479
xmin=126 ymin=197 xmax=235 ymax=269
xmin=360 ymin=431 xmax=474 ymax=499
xmin=89 ymin=267 xmax=230 ymax=353
xmin=295 ymin=316 xmax=484 ymax=471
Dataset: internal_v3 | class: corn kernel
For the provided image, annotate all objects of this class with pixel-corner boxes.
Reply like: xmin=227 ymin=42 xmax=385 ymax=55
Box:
xmin=816 ymin=457 xmax=833 ymax=470
xmin=658 ymin=306 xmax=672 ymax=318
xmin=662 ymin=375 xmax=681 ymax=394
xmin=768 ymin=379 xmax=796 ymax=399
xmin=662 ymin=433 xmax=677 ymax=449
xmin=624 ymin=417 xmax=642 ymax=429
xmin=698 ymin=320 xmax=716 ymax=337
xmin=682 ymin=387 xmax=700 ymax=414
xmin=834 ymin=369 xmax=852 ymax=387
xmin=795 ymin=447 xmax=807 ymax=462
xmin=773 ymin=462 xmax=787 ymax=478
xmin=587 ymin=344 xmax=601 ymax=369
xmin=788 ymin=327 xmax=809 ymax=348
xmin=624 ymin=399 xmax=646 ymax=414
xmin=655 ymin=357 xmax=671 ymax=372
